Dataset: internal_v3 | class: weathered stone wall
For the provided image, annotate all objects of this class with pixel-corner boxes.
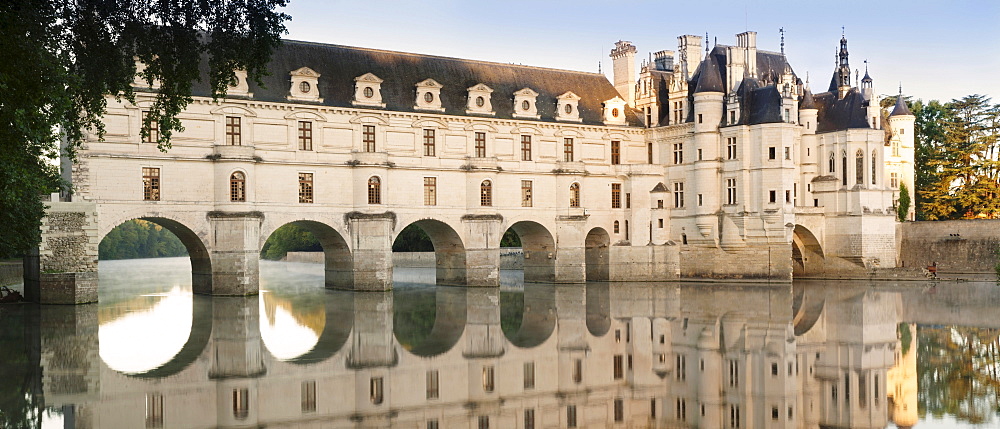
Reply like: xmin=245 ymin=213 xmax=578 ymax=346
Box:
xmin=680 ymin=243 xmax=792 ymax=281
xmin=25 ymin=202 xmax=99 ymax=304
xmin=899 ymin=219 xmax=1000 ymax=273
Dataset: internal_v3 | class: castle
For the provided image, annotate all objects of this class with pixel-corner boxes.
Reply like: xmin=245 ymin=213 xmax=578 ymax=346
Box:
xmin=29 ymin=30 xmax=916 ymax=302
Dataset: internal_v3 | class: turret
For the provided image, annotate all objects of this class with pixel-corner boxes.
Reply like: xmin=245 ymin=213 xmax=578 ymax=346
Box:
xmin=887 ymin=89 xmax=915 ymax=219
xmin=837 ymin=35 xmax=851 ymax=99
xmin=610 ymin=40 xmax=637 ymax=106
xmin=799 ymin=90 xmax=818 ymax=134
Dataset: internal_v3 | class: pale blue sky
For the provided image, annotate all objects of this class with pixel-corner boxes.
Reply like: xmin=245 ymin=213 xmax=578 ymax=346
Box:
xmin=281 ymin=0 xmax=999 ymax=104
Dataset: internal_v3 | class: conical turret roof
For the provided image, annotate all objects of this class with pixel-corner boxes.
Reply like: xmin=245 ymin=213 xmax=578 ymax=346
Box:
xmin=890 ymin=95 xmax=913 ymax=117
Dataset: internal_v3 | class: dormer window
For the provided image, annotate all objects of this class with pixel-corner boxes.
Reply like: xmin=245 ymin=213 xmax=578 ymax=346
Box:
xmin=414 ymin=78 xmax=444 ymax=112
xmin=556 ymin=91 xmax=581 ymax=122
xmin=288 ymin=67 xmax=322 ymax=103
xmin=353 ymin=73 xmax=385 ymax=108
xmin=513 ymin=88 xmax=540 ymax=119
xmin=227 ymin=70 xmax=252 ymax=98
xmin=603 ymin=96 xmax=628 ymax=125
xmin=466 ymin=83 xmax=495 ymax=116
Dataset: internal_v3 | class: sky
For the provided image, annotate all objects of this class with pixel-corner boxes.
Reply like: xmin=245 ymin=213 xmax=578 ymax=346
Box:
xmin=279 ymin=0 xmax=1000 ymax=105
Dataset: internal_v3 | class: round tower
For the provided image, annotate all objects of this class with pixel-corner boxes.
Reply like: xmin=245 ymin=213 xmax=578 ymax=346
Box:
xmin=887 ymin=92 xmax=915 ymax=219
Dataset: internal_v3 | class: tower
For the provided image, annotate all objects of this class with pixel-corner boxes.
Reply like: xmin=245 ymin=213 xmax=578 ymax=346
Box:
xmin=887 ymin=89 xmax=916 ymax=220
xmin=837 ymin=35 xmax=851 ymax=99
xmin=610 ymin=40 xmax=637 ymax=106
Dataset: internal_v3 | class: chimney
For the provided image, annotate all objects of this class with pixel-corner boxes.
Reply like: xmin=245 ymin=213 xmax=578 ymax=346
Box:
xmin=653 ymin=50 xmax=674 ymax=71
xmin=610 ymin=40 xmax=638 ymax=106
xmin=677 ymin=35 xmax=704 ymax=81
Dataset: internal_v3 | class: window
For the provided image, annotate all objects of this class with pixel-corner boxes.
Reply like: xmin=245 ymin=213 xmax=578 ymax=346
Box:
xmin=625 ymin=220 xmax=629 ymax=241
xmin=521 ymin=135 xmax=532 ymax=161
xmin=368 ymin=176 xmax=381 ymax=204
xmin=769 ymin=190 xmax=776 ymax=203
xmin=298 ymin=173 xmax=313 ymax=203
xmin=730 ymin=110 xmax=736 ymax=124
xmin=697 ymin=194 xmax=703 ymax=206
xmin=225 ymin=116 xmax=241 ymax=145
xmin=612 ymin=183 xmax=621 ymax=208
xmin=729 ymin=404 xmax=741 ymax=428
xmin=424 ymin=177 xmax=436 ymax=206
xmin=363 ymin=125 xmax=376 ymax=152
xmin=842 ymin=154 xmax=848 ymax=185
xmin=427 ymin=420 xmax=439 ymax=429
xmin=232 ymin=388 xmax=249 ymax=420
xmin=614 ymin=354 xmax=624 ymax=379
xmin=524 ymin=361 xmax=535 ymax=389
xmin=143 ymin=167 xmax=160 ymax=201
xmin=829 ymin=153 xmax=836 ymax=173
xmin=521 ymin=180 xmax=532 ymax=207
xmin=423 ymin=129 xmax=436 ymax=156
xmin=784 ymin=147 xmax=791 ymax=160
xmin=427 ymin=370 xmax=439 ymax=399
xmin=676 ymin=398 xmax=686 ymax=421
xmin=615 ymin=398 xmax=624 ymax=422
xmin=786 ymin=190 xmax=791 ymax=203
xmin=612 ymin=108 xmax=620 ymax=117
xmin=657 ymin=199 xmax=664 ymax=209
xmin=676 ymin=353 xmax=686 ymax=381
xmin=625 ymin=193 xmax=630 ymax=208
xmin=363 ymin=86 xmax=374 ymax=98
xmin=298 ymin=121 xmax=313 ymax=150
xmin=859 ymin=372 xmax=867 ymax=407
xmin=729 ymin=360 xmax=739 ymax=387
xmin=726 ymin=178 xmax=737 ymax=205
xmin=424 ymin=92 xmax=434 ymax=103
xmin=698 ymin=113 xmax=703 ymax=123
xmin=611 ymin=140 xmax=621 ymax=164
xmin=856 ymin=150 xmax=864 ymax=184
xmin=230 ymin=171 xmax=246 ymax=202
xmin=522 ymin=100 xmax=530 ymax=111
xmin=772 ymin=407 xmax=779 ymax=420
xmin=784 ymin=108 xmax=791 ymax=122
xmin=480 ymin=180 xmax=492 ymax=206
xmin=573 ymin=359 xmax=583 ymax=383
xmin=370 ymin=377 xmax=383 ymax=404
xmin=844 ymin=372 xmax=851 ymax=403
xmin=145 ymin=394 xmax=163 ymax=428
xmin=564 ymin=138 xmax=574 ymax=162
xmin=651 ymin=399 xmax=657 ymax=418
xmin=892 ymin=139 xmax=900 ymax=156
xmin=872 ymin=153 xmax=877 ymax=185
xmin=476 ymin=96 xmax=485 ymax=107
xmin=647 ymin=143 xmax=654 ymax=163
xmin=524 ymin=409 xmax=535 ymax=429
xmin=771 ymin=362 xmax=779 ymax=376
xmin=875 ymin=374 xmax=880 ymax=406
xmin=142 ymin=111 xmax=158 ymax=143
xmin=301 ymin=380 xmax=316 ymax=413
xmin=768 ymin=146 xmax=776 ymax=160
xmin=673 ymin=182 xmax=684 ymax=208
xmin=299 ymin=81 xmax=311 ymax=93
xmin=482 ymin=365 xmax=495 ymax=392
xmin=569 ymin=183 xmax=580 ymax=207
xmin=658 ymin=219 xmax=664 ymax=228
xmin=697 ymin=148 xmax=703 ymax=160
xmin=475 ymin=132 xmax=487 ymax=157
xmin=567 ymin=405 xmax=577 ymax=428
xmin=890 ymin=172 xmax=899 ymax=188
xmin=673 ymin=143 xmax=683 ymax=164
xmin=478 ymin=416 xmax=489 ymax=429
xmin=614 ymin=221 xmax=620 ymax=234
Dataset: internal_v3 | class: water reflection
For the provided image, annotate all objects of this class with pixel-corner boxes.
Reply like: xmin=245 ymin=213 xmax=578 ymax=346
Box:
xmin=3 ymin=259 xmax=1000 ymax=428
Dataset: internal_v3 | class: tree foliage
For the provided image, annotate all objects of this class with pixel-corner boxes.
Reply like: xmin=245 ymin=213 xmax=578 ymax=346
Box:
xmin=0 ymin=0 xmax=289 ymax=258
xmin=897 ymin=182 xmax=911 ymax=222
xmin=261 ymin=224 xmax=321 ymax=261
xmin=392 ymin=225 xmax=433 ymax=252
xmin=98 ymin=219 xmax=187 ymax=260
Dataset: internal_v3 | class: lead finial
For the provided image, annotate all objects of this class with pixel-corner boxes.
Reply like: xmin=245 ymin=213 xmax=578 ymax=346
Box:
xmin=780 ymin=27 xmax=785 ymax=55
xmin=899 ymin=82 xmax=903 ymax=95
xmin=598 ymin=61 xmax=602 ymax=74
xmin=705 ymin=32 xmax=709 ymax=52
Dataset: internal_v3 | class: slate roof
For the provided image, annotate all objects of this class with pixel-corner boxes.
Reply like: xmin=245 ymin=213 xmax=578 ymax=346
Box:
xmin=811 ymin=89 xmax=873 ymax=132
xmin=186 ymin=39 xmax=641 ymax=126
xmin=889 ymin=95 xmax=913 ymax=116
xmin=799 ymin=89 xmax=817 ymax=110
xmin=687 ymin=46 xmax=797 ymax=126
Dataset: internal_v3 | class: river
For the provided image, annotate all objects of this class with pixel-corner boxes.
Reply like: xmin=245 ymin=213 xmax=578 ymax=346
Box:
xmin=0 ymin=257 xmax=997 ymax=428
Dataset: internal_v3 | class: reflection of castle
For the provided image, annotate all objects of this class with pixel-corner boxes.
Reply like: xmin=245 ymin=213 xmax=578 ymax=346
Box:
xmin=887 ymin=323 xmax=918 ymax=428
xmin=33 ymin=282 xmax=971 ymax=428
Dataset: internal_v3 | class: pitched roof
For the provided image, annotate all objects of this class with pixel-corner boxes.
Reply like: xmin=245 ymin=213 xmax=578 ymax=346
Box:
xmin=799 ymin=89 xmax=817 ymax=110
xmin=812 ymin=89 xmax=873 ymax=132
xmin=186 ymin=39 xmax=641 ymax=126
xmin=889 ymin=95 xmax=913 ymax=117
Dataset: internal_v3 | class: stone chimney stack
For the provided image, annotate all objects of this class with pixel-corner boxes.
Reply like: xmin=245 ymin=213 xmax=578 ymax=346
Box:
xmin=677 ymin=35 xmax=704 ymax=81
xmin=653 ymin=50 xmax=674 ymax=71
xmin=610 ymin=40 xmax=637 ymax=106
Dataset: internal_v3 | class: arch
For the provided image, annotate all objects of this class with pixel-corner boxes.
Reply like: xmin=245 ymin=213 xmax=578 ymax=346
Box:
xmin=367 ymin=176 xmax=381 ymax=204
xmin=99 ymin=216 xmax=213 ymax=294
xmin=263 ymin=220 xmax=354 ymax=289
xmin=585 ymin=227 xmax=610 ymax=281
xmin=504 ymin=221 xmax=556 ymax=283
xmin=274 ymin=290 xmax=355 ymax=364
xmin=792 ymin=225 xmax=825 ymax=277
xmin=230 ymin=171 xmax=246 ymax=202
xmin=211 ymin=105 xmax=257 ymax=117
xmin=585 ymin=283 xmax=611 ymax=337
xmin=283 ymin=110 xmax=327 ymax=121
xmin=828 ymin=152 xmax=836 ymax=174
xmin=569 ymin=183 xmax=581 ymax=207
xmin=856 ymin=149 xmax=865 ymax=184
xmin=411 ymin=118 xmax=449 ymax=129
xmin=112 ymin=294 xmax=214 ymax=379
xmin=480 ymin=180 xmax=493 ymax=206
xmin=348 ymin=113 xmax=390 ymax=126
xmin=393 ymin=218 xmax=467 ymax=286
xmin=393 ymin=286 xmax=467 ymax=357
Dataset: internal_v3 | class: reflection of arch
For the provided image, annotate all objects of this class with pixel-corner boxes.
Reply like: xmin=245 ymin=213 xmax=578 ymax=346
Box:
xmin=502 ymin=285 xmax=556 ymax=348
xmin=283 ymin=290 xmax=354 ymax=364
xmin=394 ymin=219 xmax=466 ymax=285
xmin=586 ymin=283 xmax=611 ymax=337
xmin=585 ymin=228 xmax=610 ymax=281
xmin=792 ymin=285 xmax=826 ymax=336
xmin=393 ymin=287 xmax=467 ymax=357
xmin=792 ymin=225 xmax=825 ymax=277
xmin=505 ymin=221 xmax=556 ymax=283
xmin=268 ymin=220 xmax=353 ymax=289
xmin=129 ymin=295 xmax=214 ymax=378
xmin=100 ymin=216 xmax=214 ymax=294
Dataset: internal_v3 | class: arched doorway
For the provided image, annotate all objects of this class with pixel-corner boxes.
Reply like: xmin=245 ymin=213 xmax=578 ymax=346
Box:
xmin=585 ymin=228 xmax=610 ymax=281
xmin=502 ymin=221 xmax=556 ymax=283
xmin=792 ymin=225 xmax=825 ymax=277
xmin=393 ymin=219 xmax=466 ymax=286
xmin=99 ymin=217 xmax=212 ymax=294
xmin=261 ymin=221 xmax=353 ymax=289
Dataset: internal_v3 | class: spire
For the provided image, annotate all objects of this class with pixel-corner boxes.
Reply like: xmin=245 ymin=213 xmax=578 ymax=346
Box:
xmin=780 ymin=27 xmax=785 ymax=56
xmin=890 ymin=86 xmax=913 ymax=117
xmin=705 ymin=32 xmax=710 ymax=53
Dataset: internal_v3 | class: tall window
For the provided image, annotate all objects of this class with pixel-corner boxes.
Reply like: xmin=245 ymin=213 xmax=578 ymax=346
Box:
xmin=647 ymin=143 xmax=654 ymax=164
xmin=612 ymin=183 xmax=622 ymax=208
xmin=872 ymin=153 xmax=877 ymax=185
xmin=478 ymin=416 xmax=489 ymax=429
xmin=611 ymin=140 xmax=621 ymax=164
xmin=475 ymin=132 xmax=487 ymax=157
xmin=225 ymin=116 xmax=241 ymax=145
xmin=233 ymin=388 xmax=249 ymax=420
xmin=521 ymin=135 xmax=532 ymax=161
xmin=569 ymin=183 xmax=580 ymax=208
xmin=729 ymin=404 xmax=741 ymax=428
xmin=423 ymin=129 xmax=436 ymax=156
xmin=363 ymin=125 xmax=376 ymax=152
xmin=298 ymin=121 xmax=313 ymax=150
xmin=424 ymin=177 xmax=436 ymax=206
xmin=301 ymin=380 xmax=316 ymax=412
xmin=856 ymin=150 xmax=864 ymax=184
xmin=726 ymin=178 xmax=737 ymax=205
xmin=524 ymin=409 xmax=535 ymax=429
xmin=523 ymin=361 xmax=535 ymax=389
xmin=142 ymin=111 xmax=158 ymax=143
xmin=615 ymin=398 xmax=624 ymax=422
xmin=673 ymin=143 xmax=683 ymax=164
xmin=726 ymin=137 xmax=737 ymax=159
xmin=521 ymin=180 xmax=533 ymax=207
xmin=892 ymin=139 xmax=900 ymax=156
xmin=230 ymin=171 xmax=246 ymax=202
xmin=480 ymin=180 xmax=492 ymax=206
xmin=573 ymin=359 xmax=583 ymax=383
xmin=614 ymin=220 xmax=620 ymax=234
xmin=728 ymin=360 xmax=739 ymax=387
xmin=673 ymin=101 xmax=684 ymax=124
xmin=145 ymin=394 xmax=163 ymax=428
xmin=426 ymin=370 xmax=439 ymax=399
xmin=368 ymin=176 xmax=381 ymax=204
xmin=482 ymin=366 xmax=495 ymax=392
xmin=564 ymin=138 xmax=574 ymax=162
xmin=370 ymin=377 xmax=383 ymax=404
xmin=567 ymin=405 xmax=577 ymax=428
xmin=614 ymin=354 xmax=624 ymax=379
xmin=890 ymin=172 xmax=899 ymax=188
xmin=298 ymin=173 xmax=313 ymax=203
xmin=676 ymin=353 xmax=686 ymax=381
xmin=842 ymin=153 xmax=848 ymax=185
xmin=143 ymin=167 xmax=160 ymax=201
xmin=673 ymin=182 xmax=684 ymax=208
xmin=829 ymin=153 xmax=836 ymax=174
xmin=676 ymin=398 xmax=686 ymax=421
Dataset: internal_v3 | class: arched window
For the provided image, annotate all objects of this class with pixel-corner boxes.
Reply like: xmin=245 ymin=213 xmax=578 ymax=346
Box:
xmin=841 ymin=153 xmax=848 ymax=186
xmin=871 ymin=152 xmax=877 ymax=185
xmin=368 ymin=176 xmax=381 ymax=204
xmin=230 ymin=171 xmax=246 ymax=202
xmin=829 ymin=153 xmax=836 ymax=174
xmin=856 ymin=150 xmax=864 ymax=185
xmin=480 ymin=180 xmax=492 ymax=206
xmin=613 ymin=220 xmax=620 ymax=234
xmin=569 ymin=183 xmax=581 ymax=208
